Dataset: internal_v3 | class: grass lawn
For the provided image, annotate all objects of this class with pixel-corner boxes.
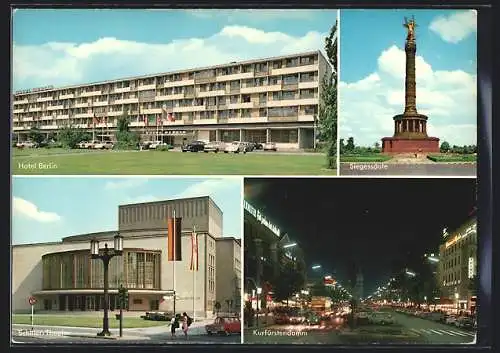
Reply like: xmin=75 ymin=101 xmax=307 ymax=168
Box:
xmin=12 ymin=149 xmax=337 ymax=175
xmin=12 ymin=314 xmax=168 ymax=328
xmin=340 ymin=154 xmax=393 ymax=163
xmin=427 ymin=154 xmax=477 ymax=162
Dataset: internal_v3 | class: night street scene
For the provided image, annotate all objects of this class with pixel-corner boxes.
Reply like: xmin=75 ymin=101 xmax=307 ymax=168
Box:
xmin=243 ymin=178 xmax=478 ymax=345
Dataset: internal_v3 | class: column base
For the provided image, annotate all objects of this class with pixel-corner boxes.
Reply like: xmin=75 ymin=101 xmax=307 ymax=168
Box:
xmin=381 ymin=136 xmax=440 ymax=154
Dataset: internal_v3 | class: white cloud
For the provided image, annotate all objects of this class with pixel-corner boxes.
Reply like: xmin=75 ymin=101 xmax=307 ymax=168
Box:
xmin=187 ymin=9 xmax=323 ymax=22
xmin=12 ymin=197 xmax=61 ymax=223
xmin=105 ymin=178 xmax=148 ymax=190
xmin=13 ymin=25 xmax=324 ymax=90
xmin=125 ymin=195 xmax=160 ymax=204
xmin=340 ymin=45 xmax=477 ymax=146
xmin=174 ymin=179 xmax=237 ymax=199
xmin=429 ymin=10 xmax=477 ymax=44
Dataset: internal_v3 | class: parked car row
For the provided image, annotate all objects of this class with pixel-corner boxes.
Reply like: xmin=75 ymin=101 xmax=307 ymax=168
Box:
xmin=140 ymin=311 xmax=172 ymax=321
xmin=140 ymin=141 xmax=173 ymax=150
xmin=181 ymin=140 xmax=278 ymax=153
xmin=77 ymin=140 xmax=114 ymax=149
xmin=396 ymin=308 xmax=476 ymax=330
xmin=15 ymin=141 xmax=38 ymax=148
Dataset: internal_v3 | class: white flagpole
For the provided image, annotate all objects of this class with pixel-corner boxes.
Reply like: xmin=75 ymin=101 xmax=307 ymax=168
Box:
xmin=173 ymin=209 xmax=176 ymax=315
xmin=193 ymin=226 xmax=196 ymax=322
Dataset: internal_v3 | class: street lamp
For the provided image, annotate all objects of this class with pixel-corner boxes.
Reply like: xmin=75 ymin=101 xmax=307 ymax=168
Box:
xmin=283 ymin=242 xmax=297 ymax=249
xmin=90 ymin=234 xmax=124 ymax=337
xmin=455 ymin=292 xmax=460 ymax=314
xmin=312 ymin=265 xmax=321 ymax=270
xmin=256 ymin=287 xmax=262 ymax=327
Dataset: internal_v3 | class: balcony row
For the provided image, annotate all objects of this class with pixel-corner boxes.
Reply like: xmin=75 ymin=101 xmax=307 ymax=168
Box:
xmin=13 ymin=81 xmax=319 ymax=106
xmin=13 ymin=65 xmax=320 ymax=104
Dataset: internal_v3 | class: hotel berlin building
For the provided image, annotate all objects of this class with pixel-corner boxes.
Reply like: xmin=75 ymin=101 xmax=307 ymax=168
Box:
xmin=12 ymin=51 xmax=331 ymax=149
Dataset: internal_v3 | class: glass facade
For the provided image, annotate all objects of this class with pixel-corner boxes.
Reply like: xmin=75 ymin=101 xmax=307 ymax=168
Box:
xmin=42 ymin=249 xmax=161 ymax=290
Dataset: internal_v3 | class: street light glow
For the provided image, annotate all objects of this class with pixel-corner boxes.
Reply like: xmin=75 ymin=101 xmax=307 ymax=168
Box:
xmin=312 ymin=265 xmax=321 ymax=269
xmin=283 ymin=242 xmax=297 ymax=249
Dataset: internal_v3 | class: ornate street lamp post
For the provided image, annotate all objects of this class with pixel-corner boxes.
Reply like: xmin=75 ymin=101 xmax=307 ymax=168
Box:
xmin=90 ymin=233 xmax=124 ymax=337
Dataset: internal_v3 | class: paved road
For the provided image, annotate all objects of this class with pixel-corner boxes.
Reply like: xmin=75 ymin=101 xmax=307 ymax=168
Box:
xmin=12 ymin=323 xmax=240 ymax=344
xmin=340 ymin=163 xmax=476 ymax=176
xmin=390 ymin=312 xmax=475 ymax=344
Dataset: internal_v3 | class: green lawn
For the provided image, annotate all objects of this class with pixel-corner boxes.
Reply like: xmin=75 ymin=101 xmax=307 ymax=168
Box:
xmin=340 ymin=154 xmax=393 ymax=163
xmin=12 ymin=314 xmax=168 ymax=328
xmin=427 ymin=154 xmax=477 ymax=162
xmin=12 ymin=149 xmax=337 ymax=175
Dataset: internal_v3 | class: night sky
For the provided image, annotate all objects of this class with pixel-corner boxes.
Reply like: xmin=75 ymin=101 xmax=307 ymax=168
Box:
xmin=244 ymin=178 xmax=476 ymax=296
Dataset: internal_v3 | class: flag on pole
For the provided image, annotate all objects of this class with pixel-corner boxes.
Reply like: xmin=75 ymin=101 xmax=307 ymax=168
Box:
xmin=190 ymin=231 xmax=199 ymax=271
xmin=167 ymin=217 xmax=182 ymax=261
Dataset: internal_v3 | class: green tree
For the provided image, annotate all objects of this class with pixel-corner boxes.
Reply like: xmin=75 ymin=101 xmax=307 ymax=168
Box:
xmin=345 ymin=137 xmax=355 ymax=153
xmin=29 ymin=127 xmax=45 ymax=144
xmin=440 ymin=141 xmax=450 ymax=153
xmin=273 ymin=259 xmax=306 ymax=306
xmin=115 ymin=108 xmax=140 ymax=150
xmin=58 ymin=125 xmax=87 ymax=149
xmin=318 ymin=20 xmax=338 ymax=169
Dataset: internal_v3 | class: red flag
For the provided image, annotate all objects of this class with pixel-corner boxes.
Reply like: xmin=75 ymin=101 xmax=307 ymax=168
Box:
xmin=167 ymin=217 xmax=182 ymax=261
xmin=190 ymin=231 xmax=199 ymax=271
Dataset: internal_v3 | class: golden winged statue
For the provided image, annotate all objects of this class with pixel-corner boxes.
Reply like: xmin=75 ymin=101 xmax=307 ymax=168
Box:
xmin=403 ymin=16 xmax=417 ymax=40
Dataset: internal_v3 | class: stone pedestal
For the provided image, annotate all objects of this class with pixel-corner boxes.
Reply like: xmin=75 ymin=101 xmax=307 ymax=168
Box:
xmin=382 ymin=136 xmax=440 ymax=153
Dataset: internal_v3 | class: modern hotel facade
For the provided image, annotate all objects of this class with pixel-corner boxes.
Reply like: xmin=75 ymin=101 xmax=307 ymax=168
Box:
xmin=12 ymin=196 xmax=241 ymax=318
xmin=12 ymin=50 xmax=331 ymax=149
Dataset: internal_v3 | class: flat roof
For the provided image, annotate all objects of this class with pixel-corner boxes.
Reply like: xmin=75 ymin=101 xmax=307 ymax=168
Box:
xmin=13 ymin=50 xmax=323 ymax=96
xmin=119 ymin=195 xmax=223 ymax=216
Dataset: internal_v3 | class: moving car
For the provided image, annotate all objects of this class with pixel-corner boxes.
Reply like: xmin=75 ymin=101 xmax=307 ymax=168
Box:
xmin=224 ymin=141 xmax=246 ymax=154
xmin=289 ymin=314 xmax=305 ymax=325
xmin=445 ymin=315 xmax=458 ymax=325
xmin=263 ymin=142 xmax=277 ymax=151
xmin=182 ymin=140 xmax=206 ymax=152
xmin=369 ymin=312 xmax=395 ymax=325
xmin=205 ymin=316 xmax=241 ymax=335
xmin=204 ymin=141 xmax=225 ymax=153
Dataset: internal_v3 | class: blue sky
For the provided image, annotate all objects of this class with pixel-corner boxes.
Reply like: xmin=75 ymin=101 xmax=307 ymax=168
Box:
xmin=12 ymin=9 xmax=338 ymax=90
xmin=340 ymin=9 xmax=477 ymax=146
xmin=12 ymin=177 xmax=242 ymax=245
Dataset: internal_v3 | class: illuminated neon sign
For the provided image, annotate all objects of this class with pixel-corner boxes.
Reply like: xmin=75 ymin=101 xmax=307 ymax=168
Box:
xmin=244 ymin=200 xmax=280 ymax=236
xmin=468 ymin=257 xmax=475 ymax=279
xmin=445 ymin=222 xmax=477 ymax=248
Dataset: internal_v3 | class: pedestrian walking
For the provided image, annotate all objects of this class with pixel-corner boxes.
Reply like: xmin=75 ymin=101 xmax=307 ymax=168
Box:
xmin=181 ymin=312 xmax=191 ymax=339
xmin=171 ymin=314 xmax=180 ymax=337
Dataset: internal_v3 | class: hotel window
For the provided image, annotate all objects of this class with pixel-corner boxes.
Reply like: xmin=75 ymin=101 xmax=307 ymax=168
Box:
xmin=242 ymin=95 xmax=251 ymax=103
xmin=259 ymin=93 xmax=267 ymax=102
xmin=282 ymin=91 xmax=296 ymax=100
xmin=255 ymin=63 xmax=268 ymax=73
xmin=230 ymin=95 xmax=239 ymax=104
xmin=230 ymin=81 xmax=240 ymax=90
xmin=137 ymin=253 xmax=145 ymax=288
xmin=259 ymin=108 xmax=267 ymax=117
xmin=272 ymin=61 xmax=282 ymax=69
xmin=241 ymin=109 xmax=251 ymax=118
xmin=300 ymin=56 xmax=314 ymax=65
xmin=285 ymin=58 xmax=298 ymax=67
xmin=270 ymin=129 xmax=298 ymax=143
xmin=304 ymin=105 xmax=317 ymax=115
xmin=242 ymin=64 xmax=253 ymax=73
xmin=269 ymin=76 xmax=281 ymax=85
xmin=283 ymin=75 xmax=298 ymax=85
xmin=127 ymin=252 xmax=137 ymax=288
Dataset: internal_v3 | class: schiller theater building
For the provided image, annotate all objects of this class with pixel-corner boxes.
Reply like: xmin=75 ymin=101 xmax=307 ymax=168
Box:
xmin=12 ymin=196 xmax=241 ymax=317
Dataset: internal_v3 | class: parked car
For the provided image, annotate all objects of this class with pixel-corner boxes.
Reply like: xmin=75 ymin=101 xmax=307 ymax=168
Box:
xmin=182 ymin=140 xmax=206 ymax=152
xmin=148 ymin=141 xmax=171 ymax=150
xmin=77 ymin=141 xmax=88 ymax=149
xmin=140 ymin=311 xmax=172 ymax=321
xmin=224 ymin=141 xmax=246 ymax=154
xmin=204 ymin=141 xmax=225 ymax=153
xmin=455 ymin=316 xmax=474 ymax=330
xmin=289 ymin=314 xmax=306 ymax=325
xmin=85 ymin=140 xmax=101 ymax=149
xmin=205 ymin=316 xmax=241 ymax=335
xmin=17 ymin=141 xmax=38 ymax=148
xmin=263 ymin=142 xmax=277 ymax=151
xmin=252 ymin=142 xmax=263 ymax=150
xmin=242 ymin=142 xmax=254 ymax=152
xmin=93 ymin=141 xmax=113 ymax=149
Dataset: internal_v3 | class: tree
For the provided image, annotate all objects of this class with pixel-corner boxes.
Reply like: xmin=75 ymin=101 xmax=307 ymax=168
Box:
xmin=29 ymin=127 xmax=45 ymax=144
xmin=345 ymin=137 xmax=355 ymax=153
xmin=318 ymin=20 xmax=337 ymax=169
xmin=272 ymin=259 xmax=306 ymax=306
xmin=58 ymin=125 xmax=87 ymax=149
xmin=339 ymin=138 xmax=345 ymax=155
xmin=440 ymin=141 xmax=450 ymax=153
xmin=115 ymin=108 xmax=140 ymax=150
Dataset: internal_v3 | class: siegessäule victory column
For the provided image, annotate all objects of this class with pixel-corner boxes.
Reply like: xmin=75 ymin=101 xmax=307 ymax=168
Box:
xmin=381 ymin=16 xmax=440 ymax=154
